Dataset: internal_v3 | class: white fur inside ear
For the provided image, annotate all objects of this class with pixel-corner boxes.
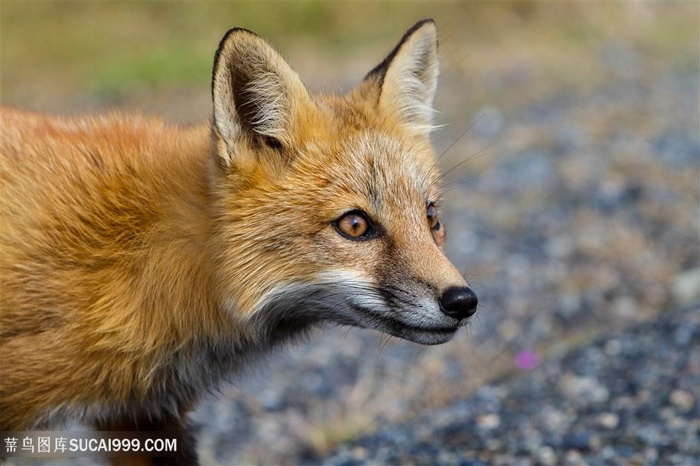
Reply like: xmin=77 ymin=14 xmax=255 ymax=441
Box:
xmin=380 ymin=22 xmax=439 ymax=136
xmin=212 ymin=67 xmax=240 ymax=161
xmin=240 ymin=72 xmax=288 ymax=142
xmin=211 ymin=29 xmax=309 ymax=165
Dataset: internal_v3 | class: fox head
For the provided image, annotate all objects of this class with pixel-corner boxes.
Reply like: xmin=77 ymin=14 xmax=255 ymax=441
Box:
xmin=210 ymin=19 xmax=477 ymax=345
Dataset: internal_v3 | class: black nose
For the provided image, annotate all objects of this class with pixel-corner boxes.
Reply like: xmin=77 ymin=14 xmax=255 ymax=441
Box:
xmin=440 ymin=287 xmax=478 ymax=320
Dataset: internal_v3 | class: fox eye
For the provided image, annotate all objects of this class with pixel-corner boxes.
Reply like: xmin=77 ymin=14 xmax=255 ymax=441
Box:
xmin=427 ymin=203 xmax=440 ymax=230
xmin=334 ymin=210 xmax=372 ymax=240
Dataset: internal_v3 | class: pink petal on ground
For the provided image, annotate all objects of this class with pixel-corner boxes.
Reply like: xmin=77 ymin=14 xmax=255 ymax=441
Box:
xmin=514 ymin=350 xmax=540 ymax=371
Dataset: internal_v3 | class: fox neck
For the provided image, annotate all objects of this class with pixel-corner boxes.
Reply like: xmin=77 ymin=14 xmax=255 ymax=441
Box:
xmin=142 ymin=129 xmax=314 ymax=353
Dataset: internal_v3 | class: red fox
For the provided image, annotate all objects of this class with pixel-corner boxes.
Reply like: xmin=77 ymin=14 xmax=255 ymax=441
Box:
xmin=0 ymin=20 xmax=477 ymax=464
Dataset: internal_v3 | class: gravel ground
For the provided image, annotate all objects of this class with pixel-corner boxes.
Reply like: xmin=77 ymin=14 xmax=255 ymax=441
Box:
xmin=323 ymin=305 xmax=699 ymax=466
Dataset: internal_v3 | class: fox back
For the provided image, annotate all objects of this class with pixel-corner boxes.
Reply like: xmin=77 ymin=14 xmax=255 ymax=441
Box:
xmin=0 ymin=20 xmax=477 ymax=465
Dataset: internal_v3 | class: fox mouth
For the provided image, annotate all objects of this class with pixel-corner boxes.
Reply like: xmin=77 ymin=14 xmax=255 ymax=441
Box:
xmin=352 ymin=305 xmax=461 ymax=345
xmin=381 ymin=322 xmax=459 ymax=345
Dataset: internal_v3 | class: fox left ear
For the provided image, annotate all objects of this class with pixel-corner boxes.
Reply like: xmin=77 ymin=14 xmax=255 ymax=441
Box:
xmin=365 ymin=19 xmax=439 ymax=137
xmin=211 ymin=28 xmax=312 ymax=167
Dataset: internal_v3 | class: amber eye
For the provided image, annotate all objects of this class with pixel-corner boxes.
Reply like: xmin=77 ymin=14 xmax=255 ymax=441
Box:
xmin=427 ymin=203 xmax=440 ymax=230
xmin=334 ymin=211 xmax=372 ymax=240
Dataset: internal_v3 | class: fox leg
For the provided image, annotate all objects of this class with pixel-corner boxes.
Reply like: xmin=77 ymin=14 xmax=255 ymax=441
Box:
xmin=95 ymin=411 xmax=198 ymax=466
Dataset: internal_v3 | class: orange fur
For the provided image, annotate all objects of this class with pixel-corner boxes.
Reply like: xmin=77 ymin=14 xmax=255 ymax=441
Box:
xmin=0 ymin=20 xmax=476 ymax=465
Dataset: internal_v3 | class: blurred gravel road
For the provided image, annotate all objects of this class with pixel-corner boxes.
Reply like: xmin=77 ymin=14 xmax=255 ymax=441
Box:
xmin=324 ymin=305 xmax=699 ymax=466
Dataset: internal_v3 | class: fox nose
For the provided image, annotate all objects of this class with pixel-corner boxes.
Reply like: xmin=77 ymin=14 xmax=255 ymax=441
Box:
xmin=439 ymin=287 xmax=478 ymax=320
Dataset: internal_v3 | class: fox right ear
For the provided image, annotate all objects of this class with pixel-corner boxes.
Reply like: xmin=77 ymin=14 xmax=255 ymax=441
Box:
xmin=211 ymin=28 xmax=311 ymax=167
xmin=364 ymin=19 xmax=439 ymax=137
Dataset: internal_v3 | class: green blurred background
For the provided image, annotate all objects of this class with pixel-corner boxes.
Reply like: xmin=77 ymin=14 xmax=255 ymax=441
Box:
xmin=2 ymin=1 xmax=696 ymax=125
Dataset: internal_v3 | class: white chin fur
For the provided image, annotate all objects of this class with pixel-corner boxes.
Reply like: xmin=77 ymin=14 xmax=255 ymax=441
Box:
xmin=250 ymin=271 xmax=461 ymax=345
xmin=389 ymin=326 xmax=458 ymax=345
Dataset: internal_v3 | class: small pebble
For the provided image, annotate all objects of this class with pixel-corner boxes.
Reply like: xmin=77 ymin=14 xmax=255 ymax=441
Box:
xmin=600 ymin=446 xmax=616 ymax=459
xmin=596 ymin=412 xmax=619 ymax=429
xmin=672 ymin=268 xmax=700 ymax=304
xmin=537 ymin=446 xmax=557 ymax=465
xmin=562 ymin=432 xmax=591 ymax=451
xmin=476 ymin=413 xmax=501 ymax=430
xmin=563 ymin=449 xmax=584 ymax=465
xmin=669 ymin=390 xmax=694 ymax=412
xmin=604 ymin=339 xmax=622 ymax=357
xmin=350 ymin=446 xmax=368 ymax=460
xmin=559 ymin=374 xmax=610 ymax=404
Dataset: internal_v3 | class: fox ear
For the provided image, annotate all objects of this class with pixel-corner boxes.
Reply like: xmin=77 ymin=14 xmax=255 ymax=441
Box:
xmin=211 ymin=28 xmax=310 ymax=166
xmin=365 ymin=19 xmax=439 ymax=137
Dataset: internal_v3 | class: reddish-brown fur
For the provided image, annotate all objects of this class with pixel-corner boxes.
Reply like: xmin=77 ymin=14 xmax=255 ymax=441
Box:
xmin=1 ymin=20 xmax=475 ymax=464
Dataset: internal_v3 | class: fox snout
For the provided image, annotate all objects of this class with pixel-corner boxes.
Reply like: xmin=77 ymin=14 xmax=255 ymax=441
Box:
xmin=439 ymin=286 xmax=478 ymax=321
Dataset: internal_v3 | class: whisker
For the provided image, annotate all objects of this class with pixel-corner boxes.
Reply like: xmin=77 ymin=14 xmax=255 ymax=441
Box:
xmin=439 ymin=137 xmax=499 ymax=182
xmin=442 ymin=174 xmax=482 ymax=192
xmin=379 ymin=335 xmax=392 ymax=354
xmin=441 ymin=162 xmax=506 ymax=192
xmin=342 ymin=327 xmax=354 ymax=339
xmin=436 ymin=112 xmax=484 ymax=164
xmin=424 ymin=115 xmax=486 ymax=191
xmin=460 ymin=272 xmax=481 ymax=280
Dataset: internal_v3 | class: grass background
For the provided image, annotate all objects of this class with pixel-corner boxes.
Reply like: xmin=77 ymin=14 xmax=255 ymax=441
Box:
xmin=3 ymin=2 xmax=695 ymax=122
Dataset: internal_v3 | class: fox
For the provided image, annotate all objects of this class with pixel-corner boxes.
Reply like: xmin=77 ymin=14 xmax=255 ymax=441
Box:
xmin=0 ymin=19 xmax=477 ymax=465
